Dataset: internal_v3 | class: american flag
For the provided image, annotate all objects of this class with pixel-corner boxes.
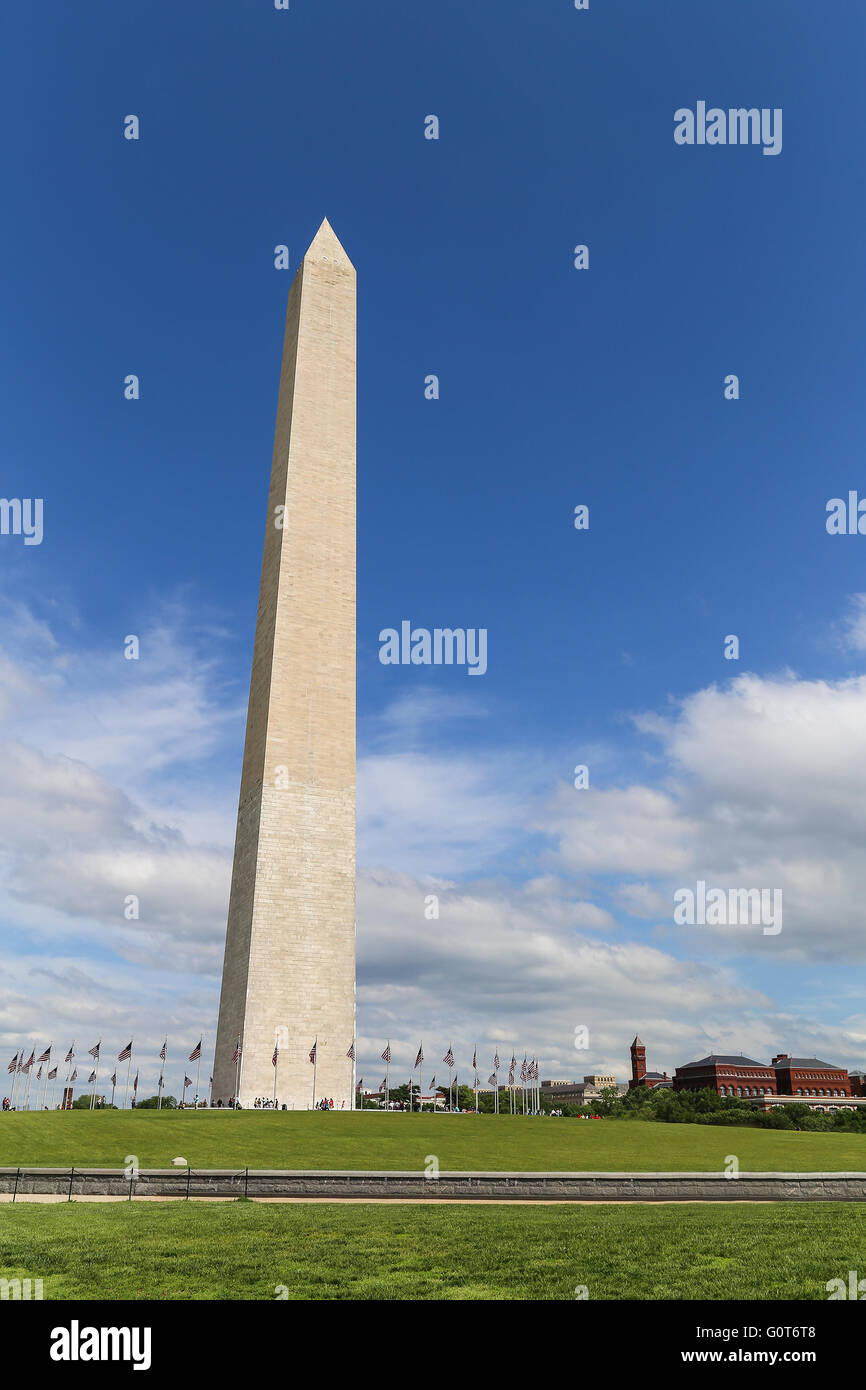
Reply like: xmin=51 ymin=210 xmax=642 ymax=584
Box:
xmin=272 ymin=1045 xmax=278 ymax=1068
xmin=380 ymin=1078 xmax=386 ymax=1092
xmin=414 ymin=1043 xmax=423 ymax=1068
xmin=346 ymin=1041 xmax=355 ymax=1061
xmin=87 ymin=1070 xmax=96 ymax=1084
xmin=453 ymin=1072 xmax=458 ymax=1088
xmin=443 ymin=1045 xmax=454 ymax=1067
xmin=23 ymin=1051 xmax=34 ymax=1072
xmin=381 ymin=1043 xmax=391 ymax=1064
xmin=474 ymin=1074 xmax=480 ymax=1089
xmin=232 ymin=1039 xmax=242 ymax=1063
xmin=159 ymin=1040 xmax=167 ymax=1062
xmin=429 ymin=1074 xmax=436 ymax=1090
xmin=183 ymin=1075 xmax=192 ymax=1089
xmin=493 ymin=1051 xmax=500 ymax=1070
xmin=189 ymin=1039 xmax=202 ymax=1063
xmin=356 ymin=1077 xmax=363 ymax=1090
xmin=111 ymin=1072 xmax=117 ymax=1087
xmin=520 ymin=1057 xmax=527 ymax=1082
xmin=36 ymin=1066 xmax=42 ymax=1081
xmin=309 ymin=1041 xmax=317 ymax=1064
xmin=70 ymin=1068 xmax=78 ymax=1082
xmin=530 ymin=1059 xmax=538 ymax=1080
xmin=64 ymin=1044 xmax=74 ymax=1063
xmin=133 ymin=1073 xmax=138 ymax=1093
xmin=118 ymin=1041 xmax=132 ymax=1062
xmin=472 ymin=1045 xmax=477 ymax=1070
xmin=488 ymin=1073 xmax=497 ymax=1087
xmin=87 ymin=1042 xmax=100 ymax=1060
xmin=508 ymin=1065 xmax=515 ymax=1084
xmin=37 ymin=1046 xmax=51 ymax=1064
xmin=48 ymin=1067 xmax=57 ymax=1080
xmin=7 ymin=1053 xmax=18 ymax=1074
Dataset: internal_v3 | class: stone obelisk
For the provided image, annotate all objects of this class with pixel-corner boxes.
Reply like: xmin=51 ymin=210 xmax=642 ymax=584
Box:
xmin=212 ymin=219 xmax=356 ymax=1110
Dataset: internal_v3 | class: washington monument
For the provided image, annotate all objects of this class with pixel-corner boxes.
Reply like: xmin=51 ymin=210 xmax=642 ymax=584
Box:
xmin=212 ymin=219 xmax=356 ymax=1109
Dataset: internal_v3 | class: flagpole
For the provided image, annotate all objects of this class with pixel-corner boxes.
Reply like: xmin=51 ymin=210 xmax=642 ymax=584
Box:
xmin=110 ymin=1075 xmax=116 ymax=1108
xmin=194 ymin=1049 xmax=202 ymax=1111
xmin=124 ymin=1045 xmax=133 ymax=1110
xmin=311 ymin=1039 xmax=317 ymax=1110
xmin=23 ymin=1050 xmax=33 ymax=1111
xmin=64 ymin=1043 xmax=74 ymax=1113
xmin=50 ymin=1070 xmax=57 ymax=1110
xmin=9 ymin=1051 xmax=20 ymax=1111
xmin=158 ymin=1039 xmax=166 ymax=1111
xmin=18 ymin=1048 xmax=27 ymax=1110
xmin=234 ymin=1036 xmax=242 ymax=1109
xmin=90 ymin=1042 xmax=100 ymax=1111
xmin=385 ymin=1044 xmax=390 ymax=1112
xmin=274 ymin=1045 xmax=279 ymax=1107
xmin=41 ymin=1055 xmax=51 ymax=1110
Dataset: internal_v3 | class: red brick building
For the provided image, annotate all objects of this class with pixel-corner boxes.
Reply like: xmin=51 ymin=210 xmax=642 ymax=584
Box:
xmin=673 ymin=1054 xmax=777 ymax=1097
xmin=628 ymin=1036 xmax=670 ymax=1090
xmin=771 ymin=1055 xmax=851 ymax=1097
xmin=631 ymin=1036 xmax=855 ymax=1100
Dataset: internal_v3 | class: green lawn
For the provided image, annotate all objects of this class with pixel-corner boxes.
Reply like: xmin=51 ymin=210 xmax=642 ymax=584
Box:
xmin=1 ymin=1110 xmax=866 ymax=1172
xmin=1 ymin=1201 xmax=863 ymax=1299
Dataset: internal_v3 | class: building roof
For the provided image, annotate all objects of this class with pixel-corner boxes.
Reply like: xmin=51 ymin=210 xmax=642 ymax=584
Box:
xmin=678 ymin=1054 xmax=769 ymax=1070
xmin=644 ymin=1071 xmax=667 ymax=1079
xmin=772 ymin=1057 xmax=842 ymax=1071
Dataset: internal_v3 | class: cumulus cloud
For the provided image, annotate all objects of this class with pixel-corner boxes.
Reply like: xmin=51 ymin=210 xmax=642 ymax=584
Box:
xmin=543 ymin=671 xmax=866 ymax=962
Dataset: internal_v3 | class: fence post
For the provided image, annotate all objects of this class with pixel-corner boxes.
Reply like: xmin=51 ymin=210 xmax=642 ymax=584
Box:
xmin=244 ymin=1166 xmax=248 ymax=1199
xmin=12 ymin=1167 xmax=20 ymax=1203
xmin=185 ymin=1165 xmax=192 ymax=1201
xmin=67 ymin=1166 xmax=75 ymax=1202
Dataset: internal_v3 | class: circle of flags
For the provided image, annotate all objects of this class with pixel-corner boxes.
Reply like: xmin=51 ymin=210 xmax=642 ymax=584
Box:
xmin=3 ymin=1036 xmax=545 ymax=1113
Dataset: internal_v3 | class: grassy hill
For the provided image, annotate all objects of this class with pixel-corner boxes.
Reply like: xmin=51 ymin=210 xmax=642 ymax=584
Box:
xmin=2 ymin=1109 xmax=866 ymax=1172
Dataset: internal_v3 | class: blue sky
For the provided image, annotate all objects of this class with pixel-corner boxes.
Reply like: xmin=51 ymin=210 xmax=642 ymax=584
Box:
xmin=2 ymin=1 xmax=866 ymax=1100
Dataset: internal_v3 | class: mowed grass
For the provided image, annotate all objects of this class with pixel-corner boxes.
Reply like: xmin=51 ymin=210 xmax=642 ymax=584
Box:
xmin=1 ymin=1201 xmax=863 ymax=1300
xmin=2 ymin=1110 xmax=866 ymax=1172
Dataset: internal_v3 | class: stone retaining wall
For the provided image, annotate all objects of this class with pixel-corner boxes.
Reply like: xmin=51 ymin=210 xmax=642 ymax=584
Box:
xmin=1 ymin=1168 xmax=865 ymax=1201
